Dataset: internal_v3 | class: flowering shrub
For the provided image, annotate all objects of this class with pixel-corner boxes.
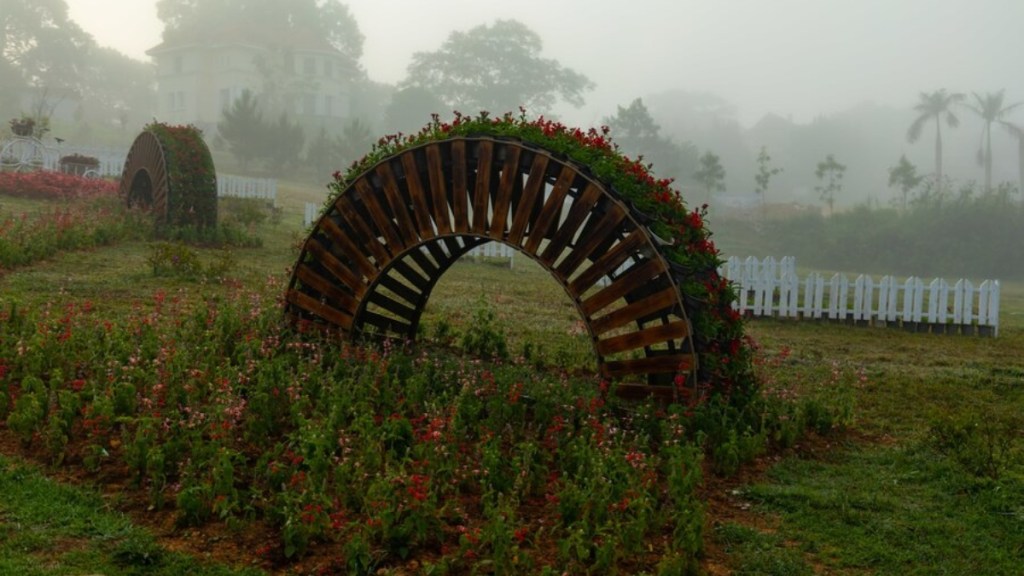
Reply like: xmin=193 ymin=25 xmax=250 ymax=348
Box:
xmin=143 ymin=122 xmax=217 ymax=229
xmin=0 ymin=199 xmax=149 ymax=270
xmin=328 ymin=110 xmax=756 ymax=406
xmin=0 ymin=170 xmax=117 ymax=200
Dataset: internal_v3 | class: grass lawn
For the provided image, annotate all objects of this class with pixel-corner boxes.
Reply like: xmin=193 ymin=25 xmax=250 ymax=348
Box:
xmin=1 ymin=181 xmax=1022 ymax=574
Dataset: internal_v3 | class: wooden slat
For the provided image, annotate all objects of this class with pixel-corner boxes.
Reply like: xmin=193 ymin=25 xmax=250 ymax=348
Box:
xmin=401 ymin=152 xmax=436 ymax=239
xmin=303 ymin=239 xmax=367 ymax=298
xmin=523 ymin=163 xmax=576 ymax=255
xmin=286 ymin=289 xmax=353 ymax=330
xmin=472 ymin=139 xmax=494 ymax=232
xmin=602 ymin=354 xmax=694 ymax=378
xmin=376 ymin=162 xmax=419 ymax=246
xmin=488 ymin=144 xmax=521 ymax=239
xmin=355 ymin=179 xmax=405 ymax=254
xmin=294 ymin=263 xmax=359 ymax=316
xmin=335 ymin=195 xmax=391 ymax=266
xmin=451 ymin=140 xmax=470 ymax=233
xmin=367 ymin=291 xmax=417 ymax=322
xmin=508 ymin=153 xmax=549 ymax=246
xmin=406 ymin=246 xmax=440 ymax=279
xmin=360 ymin=310 xmax=411 ymax=337
xmin=596 ymin=320 xmax=691 ymax=356
xmin=555 ymin=204 xmax=627 ymax=279
xmin=581 ymin=259 xmax=666 ymax=317
xmin=422 ymin=239 xmax=451 ymax=269
xmin=376 ymin=273 xmax=424 ymax=307
xmin=591 ymin=286 xmax=680 ymax=335
xmin=568 ymin=230 xmax=648 ymax=295
xmin=390 ymin=259 xmax=431 ymax=293
xmin=540 ymin=183 xmax=602 ymax=264
xmin=426 ymin=144 xmax=452 ymax=235
xmin=318 ymin=216 xmax=377 ymax=280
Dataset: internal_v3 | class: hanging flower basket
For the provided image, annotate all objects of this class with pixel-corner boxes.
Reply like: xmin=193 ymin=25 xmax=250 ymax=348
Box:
xmin=9 ymin=118 xmax=34 ymax=137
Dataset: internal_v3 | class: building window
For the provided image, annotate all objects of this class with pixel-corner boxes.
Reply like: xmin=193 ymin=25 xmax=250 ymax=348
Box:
xmin=304 ymin=57 xmax=316 ymax=75
xmin=173 ymin=55 xmax=183 ymax=74
xmin=324 ymin=59 xmax=333 ymax=78
xmin=325 ymin=95 xmax=333 ymax=117
xmin=302 ymin=93 xmax=316 ymax=115
xmin=220 ymin=88 xmax=232 ymax=111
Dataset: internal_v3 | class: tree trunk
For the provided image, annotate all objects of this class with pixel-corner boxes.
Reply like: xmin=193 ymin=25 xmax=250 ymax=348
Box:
xmin=934 ymin=121 xmax=943 ymax=193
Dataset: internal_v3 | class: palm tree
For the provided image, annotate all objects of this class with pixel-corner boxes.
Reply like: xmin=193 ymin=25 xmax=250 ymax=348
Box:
xmin=967 ymin=90 xmax=1023 ymax=192
xmin=906 ymin=89 xmax=964 ymax=193
xmin=1002 ymin=122 xmax=1024 ymax=198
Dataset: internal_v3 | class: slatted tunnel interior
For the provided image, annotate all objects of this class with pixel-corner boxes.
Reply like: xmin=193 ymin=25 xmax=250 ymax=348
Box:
xmin=286 ymin=137 xmax=697 ymax=396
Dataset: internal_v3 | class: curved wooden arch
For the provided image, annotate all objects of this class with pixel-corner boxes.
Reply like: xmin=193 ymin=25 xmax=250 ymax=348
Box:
xmin=119 ymin=131 xmax=170 ymax=222
xmin=287 ymin=137 xmax=697 ymax=397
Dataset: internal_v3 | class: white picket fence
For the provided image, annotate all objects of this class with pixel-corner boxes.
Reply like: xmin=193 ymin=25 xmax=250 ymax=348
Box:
xmin=721 ymin=256 xmax=1000 ymax=336
xmin=217 ymin=174 xmax=277 ymax=204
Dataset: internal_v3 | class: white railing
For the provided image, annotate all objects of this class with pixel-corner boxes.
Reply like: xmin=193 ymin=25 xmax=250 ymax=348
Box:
xmin=304 ymin=202 xmax=319 ymax=227
xmin=217 ymin=174 xmax=277 ymax=204
xmin=41 ymin=145 xmax=126 ymax=177
xmin=465 ymin=241 xmax=516 ymax=268
xmin=721 ymin=256 xmax=1000 ymax=337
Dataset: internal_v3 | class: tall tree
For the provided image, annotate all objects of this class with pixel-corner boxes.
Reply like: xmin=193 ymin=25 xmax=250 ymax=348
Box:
xmin=906 ymin=89 xmax=964 ymax=193
xmin=217 ymin=89 xmax=264 ymax=170
xmin=693 ymin=151 xmax=726 ymax=203
xmin=887 ymin=154 xmax=923 ymax=211
xmin=403 ymin=19 xmax=593 ymax=114
xmin=966 ymin=90 xmax=1022 ymax=192
xmin=815 ymin=154 xmax=846 ymax=216
xmin=753 ymin=145 xmax=783 ymax=216
xmin=1 ymin=0 xmax=92 ymax=113
xmin=603 ymin=98 xmax=698 ymax=185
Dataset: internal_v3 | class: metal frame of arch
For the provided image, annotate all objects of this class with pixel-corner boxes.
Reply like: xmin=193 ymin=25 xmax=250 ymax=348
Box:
xmin=119 ymin=131 xmax=170 ymax=221
xmin=286 ymin=136 xmax=697 ymax=398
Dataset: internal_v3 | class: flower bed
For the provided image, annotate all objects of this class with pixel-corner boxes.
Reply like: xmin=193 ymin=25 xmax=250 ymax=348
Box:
xmin=0 ymin=170 xmax=117 ymax=200
xmin=142 ymin=122 xmax=217 ymax=228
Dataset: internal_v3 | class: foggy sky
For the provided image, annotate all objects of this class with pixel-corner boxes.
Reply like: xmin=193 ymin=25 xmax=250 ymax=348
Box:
xmin=68 ymin=0 xmax=1024 ymax=128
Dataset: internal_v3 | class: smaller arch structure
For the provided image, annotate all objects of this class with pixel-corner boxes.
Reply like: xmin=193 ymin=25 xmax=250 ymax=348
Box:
xmin=119 ymin=123 xmax=217 ymax=228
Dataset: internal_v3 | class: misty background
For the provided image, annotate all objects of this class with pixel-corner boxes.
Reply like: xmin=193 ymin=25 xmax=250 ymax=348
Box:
xmin=3 ymin=0 xmax=1024 ymax=278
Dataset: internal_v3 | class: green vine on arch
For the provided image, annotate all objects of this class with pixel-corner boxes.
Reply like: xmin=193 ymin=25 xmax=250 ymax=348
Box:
xmin=144 ymin=121 xmax=218 ymax=229
xmin=327 ymin=110 xmax=756 ymax=406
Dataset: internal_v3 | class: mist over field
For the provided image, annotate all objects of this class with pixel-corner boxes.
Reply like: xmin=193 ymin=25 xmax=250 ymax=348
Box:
xmin=5 ymin=0 xmax=1024 ymax=277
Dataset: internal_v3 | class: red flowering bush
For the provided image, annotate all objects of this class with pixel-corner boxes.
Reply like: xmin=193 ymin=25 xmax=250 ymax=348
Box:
xmin=328 ymin=110 xmax=756 ymax=406
xmin=0 ymin=170 xmax=117 ymax=200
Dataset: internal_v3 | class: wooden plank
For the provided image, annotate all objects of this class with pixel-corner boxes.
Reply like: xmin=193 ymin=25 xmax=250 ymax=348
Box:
xmin=451 ymin=140 xmax=470 ymax=233
xmin=596 ymin=320 xmax=691 ymax=356
xmin=376 ymin=273 xmax=424 ymax=307
xmin=303 ymin=239 xmax=367 ymax=298
xmin=488 ymin=144 xmax=521 ymax=239
xmin=590 ymin=286 xmax=679 ymax=335
xmin=508 ymin=152 xmax=549 ymax=246
xmin=286 ymin=289 xmax=353 ymax=331
xmin=335 ymin=195 xmax=390 ymax=266
xmin=318 ymin=216 xmax=377 ymax=280
xmin=426 ymin=144 xmax=452 ymax=235
xmin=568 ymin=230 xmax=648 ymax=295
xmin=406 ymin=246 xmax=440 ymax=279
xmin=580 ymin=259 xmax=666 ymax=317
xmin=367 ymin=291 xmax=417 ymax=322
xmin=472 ymin=139 xmax=494 ymax=232
xmin=422 ymin=239 xmax=452 ymax=269
xmin=390 ymin=259 xmax=431 ymax=293
xmin=555 ymin=204 xmax=627 ymax=279
xmin=293 ymin=263 xmax=359 ymax=316
xmin=376 ymin=162 xmax=420 ymax=246
xmin=360 ymin=310 xmax=411 ymax=337
xmin=602 ymin=354 xmax=694 ymax=378
xmin=401 ymin=152 xmax=437 ymax=239
xmin=523 ymin=163 xmax=576 ymax=255
xmin=355 ymin=179 xmax=405 ymax=253
xmin=540 ymin=183 xmax=602 ymax=264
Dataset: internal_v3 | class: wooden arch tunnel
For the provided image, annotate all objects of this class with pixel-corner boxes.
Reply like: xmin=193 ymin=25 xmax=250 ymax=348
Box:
xmin=286 ymin=136 xmax=697 ymax=397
